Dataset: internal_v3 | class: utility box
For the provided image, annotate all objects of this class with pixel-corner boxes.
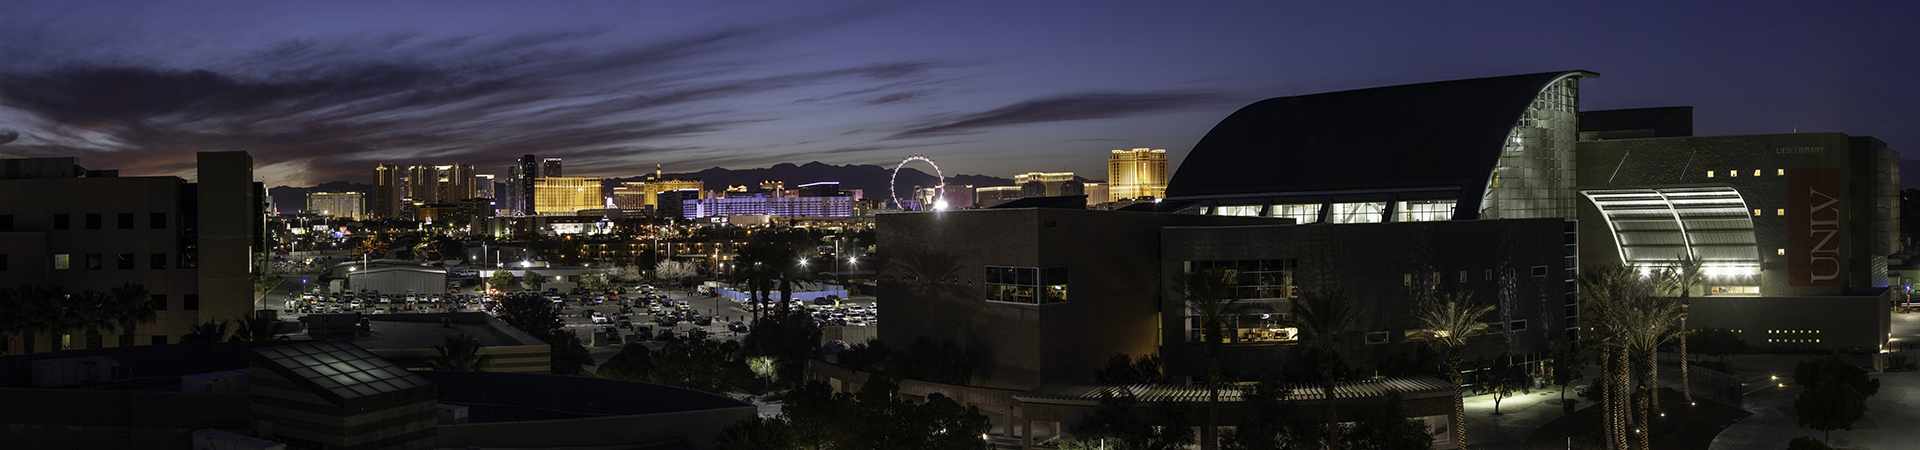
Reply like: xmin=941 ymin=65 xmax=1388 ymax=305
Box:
xmin=438 ymin=403 xmax=470 ymax=424
xmin=181 ymin=369 xmax=251 ymax=393
xmin=191 ymin=428 xmax=286 ymax=450
xmin=30 ymin=356 xmax=121 ymax=388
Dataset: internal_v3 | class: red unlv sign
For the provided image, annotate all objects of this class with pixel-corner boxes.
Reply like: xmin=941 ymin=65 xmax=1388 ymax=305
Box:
xmin=1786 ymin=168 xmax=1843 ymax=286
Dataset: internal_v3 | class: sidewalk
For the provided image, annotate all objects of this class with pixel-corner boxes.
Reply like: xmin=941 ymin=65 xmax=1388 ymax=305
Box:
xmin=1462 ymin=385 xmax=1575 ymax=450
xmin=1709 ymin=354 xmax=1917 ymax=450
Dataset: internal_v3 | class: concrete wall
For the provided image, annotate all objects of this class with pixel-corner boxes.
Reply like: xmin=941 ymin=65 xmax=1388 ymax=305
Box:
xmin=1690 ymin=291 xmax=1892 ymax=352
xmin=0 ymin=388 xmax=252 ymax=449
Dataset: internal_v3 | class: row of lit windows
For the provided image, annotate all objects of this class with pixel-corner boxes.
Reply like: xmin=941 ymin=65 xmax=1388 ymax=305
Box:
xmin=1707 ymin=169 xmax=1788 ymax=178
xmin=1768 ymin=329 xmax=1821 ymax=334
xmin=1404 ymin=266 xmax=1550 ymax=285
xmin=51 ymin=253 xmax=179 ymax=270
xmin=1752 ymin=209 xmax=1787 ymax=216
xmin=1769 ymin=339 xmax=1819 ymax=343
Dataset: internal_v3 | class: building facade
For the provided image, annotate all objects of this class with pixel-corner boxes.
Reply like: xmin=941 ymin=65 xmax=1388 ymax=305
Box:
xmin=305 ymin=191 xmax=365 ymax=221
xmin=516 ymin=155 xmax=538 ymax=215
xmin=1106 ymin=148 xmax=1169 ymax=201
xmin=542 ymin=158 xmax=563 ymax=178
xmin=683 ymin=195 xmax=854 ymax=219
xmin=371 ymin=163 xmax=402 ymax=220
xmin=533 ymin=177 xmax=604 ymax=216
xmin=0 ymin=152 xmax=259 ymax=352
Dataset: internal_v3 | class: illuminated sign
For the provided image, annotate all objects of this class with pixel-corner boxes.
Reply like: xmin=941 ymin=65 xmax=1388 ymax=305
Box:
xmin=1786 ymin=168 xmax=1843 ymax=286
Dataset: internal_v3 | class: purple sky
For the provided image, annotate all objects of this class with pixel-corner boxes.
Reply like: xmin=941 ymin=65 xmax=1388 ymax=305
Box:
xmin=0 ymin=1 xmax=1914 ymax=187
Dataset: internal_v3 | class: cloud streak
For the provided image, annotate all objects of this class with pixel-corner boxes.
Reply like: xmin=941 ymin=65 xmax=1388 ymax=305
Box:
xmin=0 ymin=11 xmax=957 ymax=185
xmin=887 ymin=92 xmax=1224 ymax=140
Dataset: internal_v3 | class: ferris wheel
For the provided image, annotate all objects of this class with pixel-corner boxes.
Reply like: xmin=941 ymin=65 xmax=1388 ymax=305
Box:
xmin=891 ymin=155 xmax=945 ymax=211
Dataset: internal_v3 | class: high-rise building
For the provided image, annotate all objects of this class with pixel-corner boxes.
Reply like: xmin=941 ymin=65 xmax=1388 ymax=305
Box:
xmin=533 ymin=177 xmax=603 ymax=216
xmin=306 ymin=191 xmax=366 ymax=220
xmin=406 ymin=165 xmax=439 ymax=204
xmin=542 ymin=158 xmax=563 ymax=178
xmin=435 ymin=164 xmax=476 ymax=202
xmin=612 ymin=164 xmax=705 ymax=213
xmin=502 ymin=166 xmax=523 ymax=215
xmin=1082 ymin=183 xmax=1108 ymax=207
xmin=0 ymin=152 xmax=259 ymax=352
xmin=1013 ymin=172 xmax=1079 ymax=197
xmin=1107 ymin=148 xmax=1169 ymax=201
xmin=475 ymin=174 xmax=496 ymax=199
xmin=371 ymin=163 xmax=402 ymax=219
xmin=517 ymin=155 xmax=538 ymax=215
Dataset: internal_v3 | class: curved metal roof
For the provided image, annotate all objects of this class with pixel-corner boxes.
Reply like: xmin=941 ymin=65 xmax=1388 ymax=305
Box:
xmin=1167 ymin=71 xmax=1597 ymax=204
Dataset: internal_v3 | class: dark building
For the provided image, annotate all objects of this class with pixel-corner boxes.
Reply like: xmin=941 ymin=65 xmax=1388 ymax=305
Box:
xmin=516 ymin=155 xmax=538 ymax=215
xmin=1575 ymin=129 xmax=1898 ymax=351
xmin=0 ymin=152 xmax=259 ymax=352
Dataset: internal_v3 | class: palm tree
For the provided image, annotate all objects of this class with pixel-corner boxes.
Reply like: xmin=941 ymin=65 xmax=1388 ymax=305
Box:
xmin=110 ymin=283 xmax=156 ymax=347
xmin=72 ymin=291 xmax=120 ymax=349
xmin=1579 ymin=264 xmax=1660 ymax=450
xmin=15 ymin=285 xmax=64 ymax=353
xmin=181 ymin=320 xmax=232 ymax=343
xmin=230 ymin=312 xmax=289 ymax=342
xmin=1658 ymin=257 xmax=1705 ymax=405
xmin=0 ymin=287 xmax=22 ymax=353
xmin=425 ymin=333 xmax=494 ymax=371
xmin=1410 ymin=290 xmax=1496 ymax=450
xmin=1175 ymin=268 xmax=1269 ymax=450
xmin=1614 ymin=293 xmax=1682 ymax=450
xmin=1287 ymin=289 xmax=1360 ymax=450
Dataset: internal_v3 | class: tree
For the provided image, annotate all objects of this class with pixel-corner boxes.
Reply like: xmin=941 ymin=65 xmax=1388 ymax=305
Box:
xmin=1096 ymin=353 xmax=1168 ymax=385
xmin=839 ymin=376 xmax=993 ymax=450
xmin=748 ymin=356 xmax=780 ymax=386
xmin=525 ymin=270 xmax=547 ymax=291
xmin=715 ymin=415 xmax=796 ymax=450
xmin=1579 ymin=263 xmax=1659 ymax=450
xmin=740 ymin=309 xmax=823 ymax=387
xmin=645 ymin=336 xmax=742 ymax=395
xmin=1065 ymin=388 xmax=1194 ymax=450
xmin=1286 ymin=289 xmax=1360 ymax=450
xmin=108 ymin=283 xmax=155 ymax=348
xmin=1794 ymin=355 xmax=1880 ymax=399
xmin=1689 ymin=327 xmax=1748 ymax=364
xmin=1795 ymin=377 xmax=1869 ymax=443
xmin=496 ymin=295 xmax=594 ymax=374
xmin=70 ymin=291 xmax=119 ymax=349
xmin=230 ymin=312 xmax=289 ymax=342
xmin=1223 ymin=378 xmax=1321 ymax=450
xmin=1409 ymin=290 xmax=1494 ymax=450
xmin=425 ymin=333 xmax=495 ymax=371
xmin=1656 ymin=257 xmax=1706 ymax=404
xmin=181 ymin=320 xmax=232 ymax=343
xmin=1341 ymin=391 xmax=1438 ymax=450
xmin=1788 ymin=436 xmax=1836 ymax=450
xmin=595 ymin=343 xmax=653 ymax=380
xmin=1475 ymin=353 xmax=1530 ymax=415
xmin=1550 ymin=338 xmax=1583 ymax=404
xmin=655 ymin=259 xmax=699 ymax=282
xmin=488 ymin=270 xmax=518 ymax=291
xmin=1176 ymin=268 xmax=1270 ymax=450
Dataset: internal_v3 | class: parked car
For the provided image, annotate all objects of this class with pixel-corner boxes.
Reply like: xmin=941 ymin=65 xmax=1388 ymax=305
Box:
xmin=693 ymin=315 xmax=712 ymax=326
xmin=634 ymin=325 xmax=653 ymax=339
xmin=688 ymin=328 xmax=708 ymax=340
xmin=656 ymin=328 xmax=676 ymax=340
xmin=728 ymin=321 xmax=749 ymax=333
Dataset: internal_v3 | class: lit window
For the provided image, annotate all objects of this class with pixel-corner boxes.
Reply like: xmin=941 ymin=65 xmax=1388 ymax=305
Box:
xmin=1730 ymin=170 xmax=1738 ymax=177
xmin=1753 ymin=209 xmax=1761 ymax=216
xmin=1777 ymin=209 xmax=1785 ymax=216
xmin=54 ymin=254 xmax=69 ymax=270
xmin=1778 ymin=248 xmax=1786 ymax=255
xmin=1778 ymin=169 xmax=1786 ymax=175
xmin=1707 ymin=171 xmax=1715 ymax=178
xmin=1754 ymin=170 xmax=1761 ymax=176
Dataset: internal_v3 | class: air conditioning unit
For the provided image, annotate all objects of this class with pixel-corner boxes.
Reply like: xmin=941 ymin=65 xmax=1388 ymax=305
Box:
xmin=30 ymin=356 xmax=121 ymax=388
xmin=438 ymin=403 xmax=470 ymax=425
xmin=181 ymin=369 xmax=251 ymax=393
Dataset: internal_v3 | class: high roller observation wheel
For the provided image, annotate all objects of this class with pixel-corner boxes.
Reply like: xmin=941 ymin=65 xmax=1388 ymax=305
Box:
xmin=891 ymin=155 xmax=945 ymax=211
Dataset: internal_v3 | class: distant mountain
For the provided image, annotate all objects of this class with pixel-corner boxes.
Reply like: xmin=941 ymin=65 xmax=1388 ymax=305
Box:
xmin=267 ymin=181 xmax=371 ymax=214
xmin=267 ymin=162 xmax=1022 ymax=213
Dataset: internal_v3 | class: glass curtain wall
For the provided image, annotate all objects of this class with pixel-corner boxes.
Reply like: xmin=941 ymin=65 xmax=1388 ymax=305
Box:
xmin=1328 ymin=202 xmax=1386 ymax=224
xmin=1480 ymin=75 xmax=1581 ymax=220
xmin=1394 ymin=200 xmax=1457 ymax=222
xmin=1267 ymin=204 xmax=1321 ymax=223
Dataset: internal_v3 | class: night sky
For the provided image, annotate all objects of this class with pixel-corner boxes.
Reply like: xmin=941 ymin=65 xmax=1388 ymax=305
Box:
xmin=0 ymin=1 xmax=1914 ymax=187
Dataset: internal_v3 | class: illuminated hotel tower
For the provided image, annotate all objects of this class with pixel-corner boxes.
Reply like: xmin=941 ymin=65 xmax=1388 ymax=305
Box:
xmin=1106 ymin=148 xmax=1168 ymax=202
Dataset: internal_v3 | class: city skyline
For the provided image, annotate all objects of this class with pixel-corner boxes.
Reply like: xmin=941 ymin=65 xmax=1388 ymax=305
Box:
xmin=0 ymin=1 xmax=1914 ymax=188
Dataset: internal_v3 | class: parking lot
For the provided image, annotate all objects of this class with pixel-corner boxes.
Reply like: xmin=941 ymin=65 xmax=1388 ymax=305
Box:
xmin=266 ymin=282 xmax=876 ymax=350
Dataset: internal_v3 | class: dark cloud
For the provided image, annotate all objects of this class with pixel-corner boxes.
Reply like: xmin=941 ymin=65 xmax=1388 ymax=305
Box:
xmin=888 ymin=92 xmax=1223 ymax=139
xmin=0 ymin=16 xmax=954 ymax=184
